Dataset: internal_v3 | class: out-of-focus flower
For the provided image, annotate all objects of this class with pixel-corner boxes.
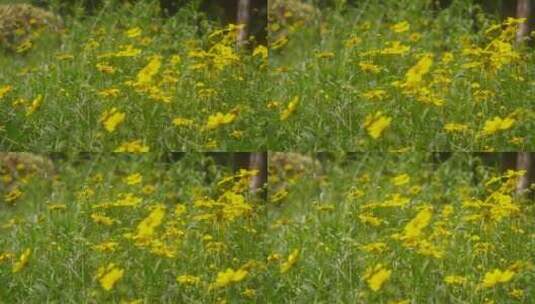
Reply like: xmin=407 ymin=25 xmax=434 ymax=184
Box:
xmin=481 ymin=269 xmax=514 ymax=288
xmin=114 ymin=140 xmax=149 ymax=153
xmin=390 ymin=21 xmax=410 ymax=33
xmin=26 ymin=94 xmax=43 ymax=116
xmin=177 ymin=274 xmax=201 ymax=285
xmin=363 ymin=264 xmax=392 ymax=292
xmin=0 ymin=85 xmax=12 ymax=99
xmin=212 ymin=268 xmax=248 ymax=288
xmin=12 ymin=248 xmax=31 ymax=273
xmin=204 ymin=112 xmax=236 ymax=130
xmin=96 ymin=263 xmax=124 ymax=291
xmin=280 ymin=249 xmax=300 ymax=273
xmin=100 ymin=107 xmax=126 ymax=133
xmin=280 ymin=96 xmax=299 ymax=121
xmin=363 ymin=111 xmax=391 ymax=139
xmin=125 ymin=27 xmax=142 ymax=38
xmin=481 ymin=116 xmax=515 ymax=136
xmin=444 ymin=123 xmax=469 ymax=133
xmin=444 ymin=275 xmax=468 ymax=285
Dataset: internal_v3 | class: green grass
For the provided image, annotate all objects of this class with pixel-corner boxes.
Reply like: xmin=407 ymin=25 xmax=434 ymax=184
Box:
xmin=1 ymin=153 xmax=534 ymax=303
xmin=1 ymin=0 xmax=533 ymax=151
xmin=266 ymin=152 xmax=535 ymax=302
xmin=0 ymin=1 xmax=269 ymax=151
xmin=268 ymin=0 xmax=535 ymax=151
xmin=0 ymin=154 xmax=268 ymax=302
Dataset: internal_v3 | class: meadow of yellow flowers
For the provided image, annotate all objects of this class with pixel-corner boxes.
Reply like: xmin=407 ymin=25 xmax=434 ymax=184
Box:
xmin=0 ymin=2 xmax=268 ymax=151
xmin=1 ymin=152 xmax=533 ymax=303
xmin=268 ymin=0 xmax=534 ymax=150
xmin=0 ymin=0 xmax=534 ymax=302
xmin=0 ymin=0 xmax=534 ymax=150
xmin=1 ymin=153 xmax=268 ymax=302
xmin=267 ymin=152 xmax=534 ymax=303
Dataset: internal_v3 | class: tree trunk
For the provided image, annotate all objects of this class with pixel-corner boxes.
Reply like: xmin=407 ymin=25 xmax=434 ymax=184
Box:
xmin=232 ymin=152 xmax=267 ymax=199
xmin=236 ymin=0 xmax=250 ymax=47
xmin=516 ymin=0 xmax=531 ymax=43
xmin=516 ymin=152 xmax=533 ymax=195
xmin=249 ymin=152 xmax=267 ymax=195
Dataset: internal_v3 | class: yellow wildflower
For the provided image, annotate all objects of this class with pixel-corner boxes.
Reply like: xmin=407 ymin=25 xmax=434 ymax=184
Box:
xmin=381 ymin=41 xmax=410 ymax=55
xmin=204 ymin=112 xmax=236 ymax=130
xmin=481 ymin=269 xmax=514 ymax=288
xmin=177 ymin=274 xmax=201 ymax=285
xmin=91 ymin=213 xmax=116 ymax=226
xmin=359 ymin=62 xmax=381 ymax=74
xmin=124 ymin=173 xmax=142 ymax=185
xmin=212 ymin=268 xmax=248 ymax=288
xmin=150 ymin=243 xmax=175 ymax=258
xmin=345 ymin=35 xmax=362 ymax=48
xmin=170 ymin=55 xmax=181 ymax=65
xmin=12 ymin=248 xmax=31 ymax=273
xmin=0 ymin=252 xmax=14 ymax=264
xmin=172 ymin=117 xmax=194 ymax=127
xmin=509 ymin=288 xmax=524 ymax=299
xmin=136 ymin=55 xmax=162 ymax=86
xmin=363 ymin=111 xmax=391 ymax=139
xmin=16 ymin=40 xmax=32 ymax=53
xmin=55 ymin=53 xmax=74 ymax=60
xmin=252 ymin=45 xmax=268 ymax=61
xmin=391 ymin=21 xmax=410 ymax=33
xmin=441 ymin=205 xmax=454 ymax=218
xmin=142 ymin=185 xmax=156 ymax=194
xmin=481 ymin=116 xmax=515 ymax=136
xmin=96 ymin=263 xmax=124 ymax=291
xmin=26 ymin=94 xmax=43 ymax=116
xmin=0 ymin=85 xmax=12 ymax=99
xmin=100 ymin=108 xmax=126 ymax=133
xmin=242 ymin=288 xmax=256 ymax=298
xmin=98 ymin=88 xmax=121 ymax=98
xmin=113 ymin=193 xmax=142 ymax=207
xmin=114 ymin=140 xmax=149 ymax=153
xmin=271 ymin=36 xmax=288 ymax=50
xmin=359 ymin=213 xmax=383 ymax=227
xmin=4 ymin=188 xmax=22 ymax=203
xmin=175 ymin=204 xmax=187 ymax=216
xmin=444 ymin=275 xmax=468 ymax=285
xmin=231 ymin=130 xmax=244 ymax=139
xmin=444 ymin=123 xmax=469 ymax=133
xmin=114 ymin=44 xmax=141 ymax=57
xmin=362 ymin=89 xmax=388 ymax=101
xmin=391 ymin=174 xmax=410 ymax=186
xmin=280 ymin=96 xmax=299 ymax=121
xmin=364 ymin=264 xmax=392 ymax=292
xmin=359 ymin=242 xmax=388 ymax=254
xmin=416 ymin=239 xmax=444 ymax=259
xmin=135 ymin=206 xmax=166 ymax=241
xmin=403 ymin=208 xmax=432 ymax=240
xmin=125 ymin=27 xmax=142 ymax=38
xmin=267 ymin=253 xmax=282 ymax=263
xmin=441 ymin=52 xmax=454 ymax=64
xmin=280 ymin=249 xmax=300 ymax=273
xmin=92 ymin=241 xmax=119 ymax=252
xmin=404 ymin=54 xmax=433 ymax=88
